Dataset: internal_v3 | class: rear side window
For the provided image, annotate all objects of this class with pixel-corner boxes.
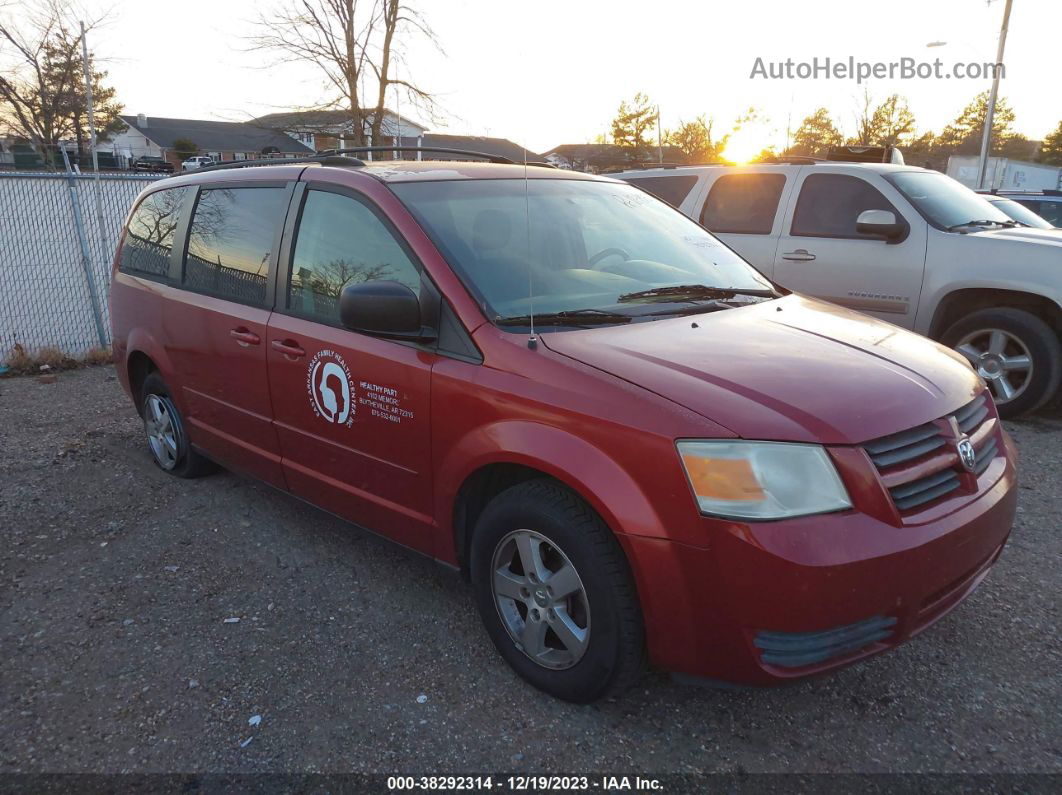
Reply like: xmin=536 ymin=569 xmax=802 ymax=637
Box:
xmin=791 ymin=174 xmax=898 ymax=238
xmin=184 ymin=187 xmax=289 ymax=305
xmin=700 ymin=174 xmax=786 ymax=234
xmin=120 ymin=187 xmax=190 ymax=278
xmin=287 ymin=190 xmax=421 ymax=323
xmin=625 ymin=175 xmax=698 ymax=208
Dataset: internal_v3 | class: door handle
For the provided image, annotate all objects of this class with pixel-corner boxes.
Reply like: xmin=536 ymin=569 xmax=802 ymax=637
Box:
xmin=229 ymin=327 xmax=261 ymax=346
xmin=781 ymin=249 xmax=816 ymax=262
xmin=271 ymin=339 xmax=306 ymax=358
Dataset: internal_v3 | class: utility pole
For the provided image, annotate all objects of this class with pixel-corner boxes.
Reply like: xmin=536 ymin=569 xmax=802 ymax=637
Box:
xmin=656 ymin=105 xmax=663 ymax=164
xmin=977 ymin=0 xmax=1013 ymax=190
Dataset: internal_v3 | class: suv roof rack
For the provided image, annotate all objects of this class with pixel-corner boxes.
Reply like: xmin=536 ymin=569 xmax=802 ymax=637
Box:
xmin=322 ymin=146 xmax=515 ymax=165
xmin=760 ymin=156 xmax=822 ymax=165
xmin=826 ymin=145 xmax=905 ymax=164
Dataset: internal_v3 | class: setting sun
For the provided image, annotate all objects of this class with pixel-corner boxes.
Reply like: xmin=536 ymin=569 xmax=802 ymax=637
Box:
xmin=720 ymin=128 xmax=768 ymax=163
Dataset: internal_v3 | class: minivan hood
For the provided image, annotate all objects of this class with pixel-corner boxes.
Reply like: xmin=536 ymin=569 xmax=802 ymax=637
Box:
xmin=541 ymin=295 xmax=981 ymax=445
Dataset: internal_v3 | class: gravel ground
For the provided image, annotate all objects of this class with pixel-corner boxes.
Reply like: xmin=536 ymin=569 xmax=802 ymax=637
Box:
xmin=1 ymin=365 xmax=1059 ymax=775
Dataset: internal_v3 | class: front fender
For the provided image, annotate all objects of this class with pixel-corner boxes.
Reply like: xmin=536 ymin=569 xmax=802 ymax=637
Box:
xmin=433 ymin=420 xmax=668 ymax=565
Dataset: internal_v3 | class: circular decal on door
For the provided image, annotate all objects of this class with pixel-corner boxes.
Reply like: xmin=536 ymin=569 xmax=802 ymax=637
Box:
xmin=306 ymin=349 xmax=355 ymax=427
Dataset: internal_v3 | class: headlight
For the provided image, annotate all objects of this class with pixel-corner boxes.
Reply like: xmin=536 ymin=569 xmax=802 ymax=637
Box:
xmin=677 ymin=440 xmax=852 ymax=520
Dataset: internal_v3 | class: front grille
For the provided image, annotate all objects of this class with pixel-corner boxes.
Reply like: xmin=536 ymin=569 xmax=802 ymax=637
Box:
xmin=754 ymin=616 xmax=897 ymax=668
xmin=863 ymin=393 xmax=999 ymax=513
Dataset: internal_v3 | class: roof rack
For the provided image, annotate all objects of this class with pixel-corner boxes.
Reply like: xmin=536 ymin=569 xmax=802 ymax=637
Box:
xmin=761 ymin=156 xmax=822 ymax=165
xmin=169 ymin=153 xmax=365 ymax=176
xmin=321 ymin=146 xmax=515 ymax=165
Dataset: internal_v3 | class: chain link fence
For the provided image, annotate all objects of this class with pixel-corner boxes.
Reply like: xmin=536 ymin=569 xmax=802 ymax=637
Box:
xmin=0 ymin=171 xmax=163 ymax=360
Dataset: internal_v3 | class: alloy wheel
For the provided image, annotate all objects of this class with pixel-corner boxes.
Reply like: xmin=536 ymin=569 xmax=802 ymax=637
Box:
xmin=491 ymin=529 xmax=591 ymax=670
xmin=144 ymin=393 xmax=180 ymax=470
xmin=955 ymin=328 xmax=1033 ymax=405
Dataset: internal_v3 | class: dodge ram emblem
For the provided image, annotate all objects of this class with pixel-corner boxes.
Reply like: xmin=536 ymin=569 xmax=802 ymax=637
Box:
xmin=957 ymin=438 xmax=976 ymax=472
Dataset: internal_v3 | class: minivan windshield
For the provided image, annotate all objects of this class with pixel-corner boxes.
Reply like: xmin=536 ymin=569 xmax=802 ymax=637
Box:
xmin=391 ymin=179 xmax=776 ymax=329
xmin=888 ymin=171 xmax=1014 ymax=230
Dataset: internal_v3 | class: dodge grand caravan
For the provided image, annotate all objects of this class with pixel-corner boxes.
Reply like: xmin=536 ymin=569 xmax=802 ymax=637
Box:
xmin=109 ymin=152 xmax=1017 ymax=702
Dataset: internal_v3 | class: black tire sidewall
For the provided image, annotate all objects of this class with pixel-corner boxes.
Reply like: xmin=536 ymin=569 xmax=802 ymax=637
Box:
xmin=942 ymin=309 xmax=1062 ymax=418
xmin=470 ymin=484 xmax=638 ymax=703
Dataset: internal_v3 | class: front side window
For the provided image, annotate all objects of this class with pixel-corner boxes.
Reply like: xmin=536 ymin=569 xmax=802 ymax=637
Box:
xmin=701 ymin=173 xmax=786 ymax=234
xmin=624 ymin=175 xmax=698 ymax=208
xmin=392 ymin=178 xmax=774 ymax=327
xmin=183 ymin=186 xmax=289 ymax=305
xmin=288 ymin=190 xmax=421 ymax=323
xmin=791 ymin=174 xmax=902 ymax=238
xmin=1015 ymin=199 xmax=1062 ymax=227
xmin=120 ymin=187 xmax=190 ymax=278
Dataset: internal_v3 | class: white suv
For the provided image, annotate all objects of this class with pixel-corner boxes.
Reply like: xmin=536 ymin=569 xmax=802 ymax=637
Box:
xmin=614 ymin=162 xmax=1062 ymax=417
xmin=181 ymin=155 xmax=215 ymax=171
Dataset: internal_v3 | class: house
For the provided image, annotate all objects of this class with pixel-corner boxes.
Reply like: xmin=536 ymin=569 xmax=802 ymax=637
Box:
xmin=107 ymin=114 xmax=315 ymax=169
xmin=253 ymin=108 xmax=428 ymax=156
xmin=253 ymin=110 xmax=541 ymax=163
xmin=543 ymin=143 xmax=688 ymax=173
xmin=420 ymin=134 xmax=541 ymax=163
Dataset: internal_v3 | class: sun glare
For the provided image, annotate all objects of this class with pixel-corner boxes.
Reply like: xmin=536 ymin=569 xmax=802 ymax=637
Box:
xmin=720 ymin=129 xmax=767 ymax=164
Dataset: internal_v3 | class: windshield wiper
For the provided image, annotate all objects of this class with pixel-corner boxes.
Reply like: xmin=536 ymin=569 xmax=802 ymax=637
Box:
xmin=947 ymin=219 xmax=1020 ymax=232
xmin=617 ymin=284 xmax=777 ymax=303
xmin=494 ymin=309 xmax=634 ymax=327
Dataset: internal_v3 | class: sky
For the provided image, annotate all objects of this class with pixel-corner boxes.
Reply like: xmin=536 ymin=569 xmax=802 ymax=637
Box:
xmin=87 ymin=0 xmax=1059 ymax=158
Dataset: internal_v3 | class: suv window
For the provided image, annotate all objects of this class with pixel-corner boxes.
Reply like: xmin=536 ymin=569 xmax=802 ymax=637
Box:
xmin=184 ymin=186 xmax=289 ymax=305
xmin=288 ymin=190 xmax=421 ymax=323
xmin=1015 ymin=199 xmax=1062 ymax=226
xmin=791 ymin=174 xmax=900 ymax=238
xmin=701 ymin=174 xmax=786 ymax=234
xmin=625 ymin=175 xmax=698 ymax=208
xmin=120 ymin=187 xmax=190 ymax=278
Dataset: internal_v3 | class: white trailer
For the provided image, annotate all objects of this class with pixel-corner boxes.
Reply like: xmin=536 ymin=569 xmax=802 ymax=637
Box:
xmin=947 ymin=155 xmax=1062 ymax=191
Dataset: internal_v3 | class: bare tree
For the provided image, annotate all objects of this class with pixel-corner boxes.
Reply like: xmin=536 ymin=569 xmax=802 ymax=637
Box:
xmin=249 ymin=0 xmax=441 ymax=148
xmin=0 ymin=1 xmax=115 ymax=161
xmin=365 ymin=0 xmax=442 ymax=145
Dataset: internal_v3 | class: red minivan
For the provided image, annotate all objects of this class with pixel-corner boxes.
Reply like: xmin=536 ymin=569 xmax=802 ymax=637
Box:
xmin=109 ymin=152 xmax=1017 ymax=702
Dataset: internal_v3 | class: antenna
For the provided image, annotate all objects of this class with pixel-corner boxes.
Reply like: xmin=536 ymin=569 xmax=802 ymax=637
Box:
xmin=523 ymin=143 xmax=537 ymax=349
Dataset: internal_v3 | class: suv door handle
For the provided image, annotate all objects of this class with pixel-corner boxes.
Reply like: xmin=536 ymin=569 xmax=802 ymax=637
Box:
xmin=229 ymin=327 xmax=261 ymax=346
xmin=271 ymin=339 xmax=306 ymax=358
xmin=781 ymin=249 xmax=816 ymax=261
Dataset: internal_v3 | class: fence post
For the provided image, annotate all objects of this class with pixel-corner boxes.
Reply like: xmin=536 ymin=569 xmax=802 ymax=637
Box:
xmin=61 ymin=148 xmax=108 ymax=349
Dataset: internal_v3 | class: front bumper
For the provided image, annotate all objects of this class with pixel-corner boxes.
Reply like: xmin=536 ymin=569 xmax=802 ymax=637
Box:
xmin=618 ymin=436 xmax=1017 ymax=685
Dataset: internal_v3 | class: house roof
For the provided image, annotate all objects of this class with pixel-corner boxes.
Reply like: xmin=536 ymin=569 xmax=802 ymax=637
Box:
xmin=253 ymin=108 xmax=428 ymax=135
xmin=420 ymin=134 xmax=541 ymax=162
xmin=120 ymin=116 xmax=314 ymax=154
xmin=545 ymin=143 xmax=687 ymax=164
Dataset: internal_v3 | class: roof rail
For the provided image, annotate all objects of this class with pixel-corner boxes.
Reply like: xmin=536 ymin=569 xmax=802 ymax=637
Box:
xmin=321 ymin=146 xmax=515 ymax=165
xmin=169 ymin=153 xmax=365 ymax=176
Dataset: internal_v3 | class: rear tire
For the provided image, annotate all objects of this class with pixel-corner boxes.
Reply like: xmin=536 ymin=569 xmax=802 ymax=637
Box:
xmin=942 ymin=308 xmax=1062 ymax=419
xmin=139 ymin=372 xmax=217 ymax=478
xmin=470 ymin=479 xmax=645 ymax=703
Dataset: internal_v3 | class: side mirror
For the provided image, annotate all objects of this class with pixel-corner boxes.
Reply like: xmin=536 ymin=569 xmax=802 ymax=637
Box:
xmin=339 ymin=280 xmax=436 ymax=342
xmin=856 ymin=209 xmax=906 ymax=243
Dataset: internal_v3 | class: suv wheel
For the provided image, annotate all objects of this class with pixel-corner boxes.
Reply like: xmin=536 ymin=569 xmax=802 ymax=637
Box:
xmin=470 ymin=479 xmax=645 ymax=703
xmin=943 ymin=308 xmax=1062 ymax=418
xmin=139 ymin=372 xmax=217 ymax=477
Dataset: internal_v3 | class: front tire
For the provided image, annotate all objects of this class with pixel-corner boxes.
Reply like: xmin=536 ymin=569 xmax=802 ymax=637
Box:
xmin=139 ymin=372 xmax=217 ymax=478
xmin=470 ymin=480 xmax=645 ymax=703
xmin=942 ymin=308 xmax=1062 ymax=419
